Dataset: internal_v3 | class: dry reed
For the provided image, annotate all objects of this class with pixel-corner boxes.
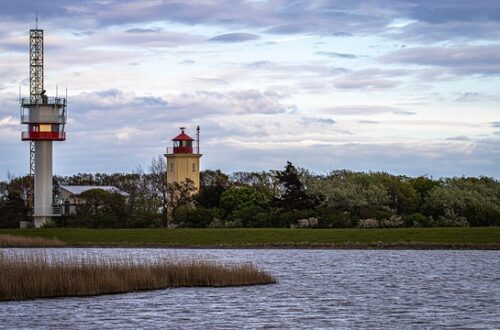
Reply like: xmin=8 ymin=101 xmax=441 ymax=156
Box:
xmin=0 ymin=235 xmax=65 ymax=247
xmin=0 ymin=251 xmax=276 ymax=301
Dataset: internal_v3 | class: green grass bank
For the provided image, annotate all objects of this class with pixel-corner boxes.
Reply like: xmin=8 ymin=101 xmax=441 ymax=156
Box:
xmin=0 ymin=227 xmax=498 ymax=249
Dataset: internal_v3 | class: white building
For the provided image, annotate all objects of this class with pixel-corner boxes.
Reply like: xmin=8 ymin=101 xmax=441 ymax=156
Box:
xmin=60 ymin=185 xmax=129 ymax=215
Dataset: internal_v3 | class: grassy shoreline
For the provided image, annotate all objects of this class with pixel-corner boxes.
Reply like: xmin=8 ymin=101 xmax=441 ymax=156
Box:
xmin=1 ymin=227 xmax=498 ymax=249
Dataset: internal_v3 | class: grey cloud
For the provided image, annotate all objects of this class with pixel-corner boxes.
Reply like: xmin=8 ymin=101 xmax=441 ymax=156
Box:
xmin=358 ymin=120 xmax=379 ymax=124
xmin=244 ymin=61 xmax=350 ymax=80
xmin=208 ymin=33 xmax=260 ymax=43
xmin=491 ymin=122 xmax=500 ymax=128
xmin=332 ymin=69 xmax=407 ymax=91
xmin=393 ymin=110 xmax=416 ymax=116
xmin=247 ymin=61 xmax=273 ymax=68
xmin=95 ymin=30 xmax=204 ymax=48
xmin=323 ymin=105 xmax=415 ymax=116
xmin=299 ymin=117 xmax=336 ymax=126
xmin=171 ymin=90 xmax=292 ymax=115
xmin=454 ymin=92 xmax=481 ymax=102
xmin=446 ymin=135 xmax=471 ymax=141
xmin=316 ymin=51 xmax=357 ymax=59
xmin=407 ymin=2 xmax=500 ymax=24
xmin=2 ymin=0 xmax=500 ymax=43
xmin=135 ymin=96 xmax=168 ymax=107
xmin=206 ymin=138 xmax=500 ymax=179
xmin=332 ymin=32 xmax=353 ymax=37
xmin=73 ymin=31 xmax=95 ymax=37
xmin=381 ymin=44 xmax=500 ymax=76
xmin=125 ymin=28 xmax=161 ymax=33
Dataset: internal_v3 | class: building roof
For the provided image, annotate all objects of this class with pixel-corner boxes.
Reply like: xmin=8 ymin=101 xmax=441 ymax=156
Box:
xmin=61 ymin=185 xmax=130 ymax=197
xmin=172 ymin=132 xmax=194 ymax=141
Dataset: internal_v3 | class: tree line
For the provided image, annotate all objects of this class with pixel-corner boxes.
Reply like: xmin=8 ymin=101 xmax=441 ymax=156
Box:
xmin=1 ymin=158 xmax=499 ymax=228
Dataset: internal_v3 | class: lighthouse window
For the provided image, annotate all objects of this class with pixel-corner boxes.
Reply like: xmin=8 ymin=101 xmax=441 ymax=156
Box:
xmin=192 ymin=164 xmax=196 ymax=172
xmin=170 ymin=163 xmax=174 ymax=171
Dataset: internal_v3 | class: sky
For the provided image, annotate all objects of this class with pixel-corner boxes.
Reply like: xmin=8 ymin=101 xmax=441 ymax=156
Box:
xmin=0 ymin=0 xmax=499 ymax=179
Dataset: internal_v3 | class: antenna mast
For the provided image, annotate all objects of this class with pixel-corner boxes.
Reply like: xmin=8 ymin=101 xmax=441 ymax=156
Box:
xmin=27 ymin=27 xmax=44 ymax=216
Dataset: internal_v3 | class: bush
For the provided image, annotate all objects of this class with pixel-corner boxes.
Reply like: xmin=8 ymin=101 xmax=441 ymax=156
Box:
xmin=380 ymin=215 xmax=404 ymax=228
xmin=436 ymin=210 xmax=469 ymax=227
xmin=125 ymin=211 xmax=160 ymax=228
xmin=357 ymin=218 xmax=379 ymax=229
xmin=405 ymin=213 xmax=430 ymax=227
xmin=175 ymin=207 xmax=216 ymax=228
xmin=317 ymin=208 xmax=354 ymax=228
xmin=208 ymin=218 xmax=224 ymax=228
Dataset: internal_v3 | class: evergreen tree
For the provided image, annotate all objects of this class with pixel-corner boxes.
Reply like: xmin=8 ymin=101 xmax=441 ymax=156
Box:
xmin=274 ymin=161 xmax=320 ymax=211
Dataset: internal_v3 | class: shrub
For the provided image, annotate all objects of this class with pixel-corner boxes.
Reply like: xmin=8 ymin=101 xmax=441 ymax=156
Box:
xmin=436 ymin=209 xmax=469 ymax=227
xmin=380 ymin=215 xmax=404 ymax=228
xmin=208 ymin=218 xmax=224 ymax=228
xmin=405 ymin=213 xmax=430 ymax=227
xmin=357 ymin=218 xmax=379 ymax=229
xmin=175 ymin=206 xmax=215 ymax=228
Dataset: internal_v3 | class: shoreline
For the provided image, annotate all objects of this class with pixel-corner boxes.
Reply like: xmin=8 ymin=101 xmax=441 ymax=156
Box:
xmin=7 ymin=242 xmax=499 ymax=250
xmin=2 ymin=228 xmax=498 ymax=250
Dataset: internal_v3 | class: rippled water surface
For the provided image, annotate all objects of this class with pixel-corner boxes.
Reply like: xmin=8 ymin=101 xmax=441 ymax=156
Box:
xmin=1 ymin=249 xmax=499 ymax=329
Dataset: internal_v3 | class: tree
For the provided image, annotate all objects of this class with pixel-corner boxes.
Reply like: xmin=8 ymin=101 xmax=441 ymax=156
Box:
xmin=196 ymin=170 xmax=230 ymax=208
xmin=372 ymin=172 xmax=418 ymax=215
xmin=0 ymin=193 xmax=30 ymax=228
xmin=307 ymin=170 xmax=391 ymax=219
xmin=423 ymin=177 xmax=500 ymax=226
xmin=165 ymin=179 xmax=197 ymax=227
xmin=149 ymin=155 xmax=168 ymax=224
xmin=274 ymin=161 xmax=321 ymax=211
xmin=74 ymin=189 xmax=128 ymax=228
xmin=0 ymin=175 xmax=31 ymax=228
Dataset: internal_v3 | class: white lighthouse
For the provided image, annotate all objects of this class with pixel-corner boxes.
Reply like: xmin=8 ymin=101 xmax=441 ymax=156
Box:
xmin=20 ymin=28 xmax=67 ymax=228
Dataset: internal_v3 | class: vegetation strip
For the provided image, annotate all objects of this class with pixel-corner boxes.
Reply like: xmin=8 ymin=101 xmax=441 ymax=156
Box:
xmin=0 ymin=228 xmax=498 ymax=249
xmin=0 ymin=252 xmax=276 ymax=301
xmin=2 ymin=164 xmax=499 ymax=230
xmin=0 ymin=234 xmax=65 ymax=247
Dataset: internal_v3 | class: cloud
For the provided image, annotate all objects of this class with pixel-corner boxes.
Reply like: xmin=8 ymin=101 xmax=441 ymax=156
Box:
xmin=208 ymin=33 xmax=260 ymax=43
xmin=491 ymin=122 xmax=500 ymax=128
xmin=316 ymin=51 xmax=357 ymax=59
xmin=205 ymin=138 xmax=500 ymax=179
xmin=446 ymin=135 xmax=471 ymax=141
xmin=0 ymin=116 xmax=17 ymax=126
xmin=299 ymin=117 xmax=336 ymax=126
xmin=358 ymin=120 xmax=379 ymax=124
xmin=322 ymin=105 xmax=415 ymax=116
xmin=381 ymin=44 xmax=500 ymax=76
xmin=1 ymin=0 xmax=500 ymax=44
xmin=114 ymin=126 xmax=139 ymax=140
xmin=331 ymin=32 xmax=353 ymax=37
xmin=454 ymin=92 xmax=481 ymax=102
xmin=332 ymin=69 xmax=407 ymax=91
xmin=169 ymin=90 xmax=293 ymax=115
xmin=179 ymin=59 xmax=195 ymax=65
xmin=125 ymin=28 xmax=161 ymax=33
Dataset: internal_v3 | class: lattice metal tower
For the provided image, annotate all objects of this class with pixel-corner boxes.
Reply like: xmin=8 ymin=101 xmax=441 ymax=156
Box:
xmin=20 ymin=27 xmax=67 ymax=228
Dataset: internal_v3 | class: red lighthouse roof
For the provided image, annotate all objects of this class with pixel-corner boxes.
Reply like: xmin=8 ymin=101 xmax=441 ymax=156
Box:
xmin=172 ymin=127 xmax=194 ymax=141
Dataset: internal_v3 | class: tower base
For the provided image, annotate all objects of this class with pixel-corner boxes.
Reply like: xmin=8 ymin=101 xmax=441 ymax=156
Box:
xmin=33 ymin=216 xmax=51 ymax=228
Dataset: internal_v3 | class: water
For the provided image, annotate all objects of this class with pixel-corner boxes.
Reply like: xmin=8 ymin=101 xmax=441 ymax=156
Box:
xmin=1 ymin=249 xmax=499 ymax=329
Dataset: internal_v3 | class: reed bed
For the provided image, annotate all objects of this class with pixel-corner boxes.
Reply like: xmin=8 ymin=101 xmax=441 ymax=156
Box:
xmin=0 ymin=234 xmax=65 ymax=247
xmin=0 ymin=251 xmax=276 ymax=301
